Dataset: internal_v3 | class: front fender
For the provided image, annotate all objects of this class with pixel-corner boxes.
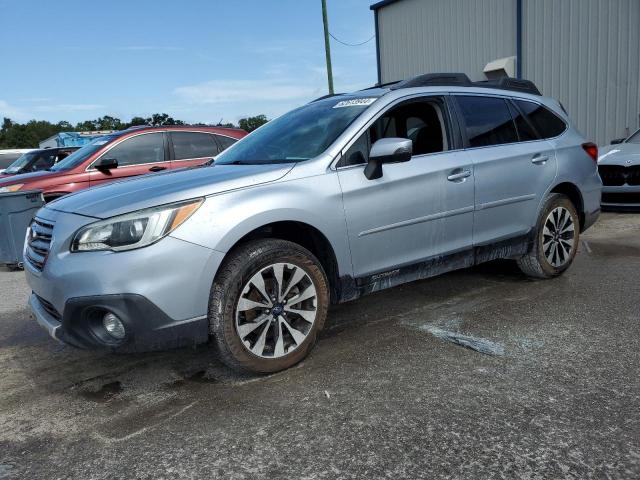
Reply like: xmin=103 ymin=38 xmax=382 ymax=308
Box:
xmin=170 ymin=173 xmax=354 ymax=278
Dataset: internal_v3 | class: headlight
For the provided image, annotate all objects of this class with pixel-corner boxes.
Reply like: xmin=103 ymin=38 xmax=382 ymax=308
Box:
xmin=0 ymin=184 xmax=24 ymax=193
xmin=71 ymin=198 xmax=203 ymax=252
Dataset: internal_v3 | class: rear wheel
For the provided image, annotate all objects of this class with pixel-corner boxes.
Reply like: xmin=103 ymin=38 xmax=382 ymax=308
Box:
xmin=209 ymin=239 xmax=329 ymax=373
xmin=517 ymin=193 xmax=580 ymax=279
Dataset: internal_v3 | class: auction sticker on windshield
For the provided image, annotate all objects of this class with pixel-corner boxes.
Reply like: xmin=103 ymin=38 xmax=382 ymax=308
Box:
xmin=333 ymin=98 xmax=377 ymax=108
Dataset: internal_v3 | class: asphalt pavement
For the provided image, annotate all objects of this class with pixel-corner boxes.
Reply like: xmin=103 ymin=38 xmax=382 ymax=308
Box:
xmin=0 ymin=212 xmax=639 ymax=479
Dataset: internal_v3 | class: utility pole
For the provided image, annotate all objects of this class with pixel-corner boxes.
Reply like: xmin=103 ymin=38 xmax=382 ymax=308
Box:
xmin=321 ymin=0 xmax=334 ymax=94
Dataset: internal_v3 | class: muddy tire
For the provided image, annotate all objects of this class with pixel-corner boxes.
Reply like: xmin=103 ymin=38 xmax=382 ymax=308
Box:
xmin=517 ymin=193 xmax=580 ymax=279
xmin=209 ymin=239 xmax=329 ymax=373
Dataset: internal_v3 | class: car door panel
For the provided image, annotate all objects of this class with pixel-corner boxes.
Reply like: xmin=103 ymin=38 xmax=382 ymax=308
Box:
xmin=337 ymin=96 xmax=474 ymax=278
xmin=453 ymin=95 xmax=558 ymax=246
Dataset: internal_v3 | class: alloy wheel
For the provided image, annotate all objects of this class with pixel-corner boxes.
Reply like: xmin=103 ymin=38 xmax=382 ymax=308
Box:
xmin=235 ymin=262 xmax=318 ymax=358
xmin=542 ymin=206 xmax=576 ymax=268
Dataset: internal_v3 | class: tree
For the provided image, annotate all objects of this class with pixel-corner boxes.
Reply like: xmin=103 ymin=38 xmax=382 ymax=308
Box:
xmin=145 ymin=113 xmax=184 ymax=126
xmin=238 ymin=115 xmax=268 ymax=132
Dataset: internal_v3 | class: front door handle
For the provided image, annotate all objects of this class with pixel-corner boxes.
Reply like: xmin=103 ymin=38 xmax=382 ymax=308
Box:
xmin=531 ymin=155 xmax=549 ymax=165
xmin=149 ymin=165 xmax=167 ymax=172
xmin=447 ymin=169 xmax=472 ymax=182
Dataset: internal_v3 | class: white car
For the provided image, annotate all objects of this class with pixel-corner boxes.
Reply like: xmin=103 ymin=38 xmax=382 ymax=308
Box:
xmin=598 ymin=128 xmax=640 ymax=208
xmin=0 ymin=149 xmax=37 ymax=173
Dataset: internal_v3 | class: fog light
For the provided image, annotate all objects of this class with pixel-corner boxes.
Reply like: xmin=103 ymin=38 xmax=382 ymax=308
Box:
xmin=103 ymin=312 xmax=125 ymax=340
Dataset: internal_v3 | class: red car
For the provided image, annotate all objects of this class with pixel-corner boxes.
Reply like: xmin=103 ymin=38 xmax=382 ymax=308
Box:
xmin=0 ymin=126 xmax=246 ymax=201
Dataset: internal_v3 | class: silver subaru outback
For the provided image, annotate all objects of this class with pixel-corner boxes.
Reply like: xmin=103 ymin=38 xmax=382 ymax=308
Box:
xmin=25 ymin=74 xmax=602 ymax=373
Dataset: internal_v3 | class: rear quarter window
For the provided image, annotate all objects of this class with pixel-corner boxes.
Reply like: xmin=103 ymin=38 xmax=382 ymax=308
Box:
xmin=515 ymin=100 xmax=567 ymax=139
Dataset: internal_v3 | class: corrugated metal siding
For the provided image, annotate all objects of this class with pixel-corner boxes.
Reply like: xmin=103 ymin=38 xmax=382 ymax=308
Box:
xmin=377 ymin=0 xmax=516 ymax=82
xmin=522 ymin=0 xmax=640 ymax=145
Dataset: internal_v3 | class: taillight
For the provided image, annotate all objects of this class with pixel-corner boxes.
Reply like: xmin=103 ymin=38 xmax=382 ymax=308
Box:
xmin=582 ymin=142 xmax=598 ymax=162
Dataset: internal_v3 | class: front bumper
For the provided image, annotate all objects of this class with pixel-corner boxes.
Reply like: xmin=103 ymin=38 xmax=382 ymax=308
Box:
xmin=25 ymin=207 xmax=225 ymax=352
xmin=601 ymin=185 xmax=640 ymax=209
xmin=29 ymin=292 xmax=209 ymax=351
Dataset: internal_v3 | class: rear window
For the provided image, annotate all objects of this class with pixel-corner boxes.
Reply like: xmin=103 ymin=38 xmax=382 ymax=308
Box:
xmin=515 ymin=100 xmax=567 ymax=139
xmin=456 ymin=96 xmax=518 ymax=148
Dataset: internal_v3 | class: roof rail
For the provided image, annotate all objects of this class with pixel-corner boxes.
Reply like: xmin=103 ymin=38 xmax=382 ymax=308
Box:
xmin=380 ymin=72 xmax=542 ymax=96
xmin=360 ymin=80 xmax=402 ymax=91
xmin=474 ymin=77 xmax=541 ymax=95
xmin=390 ymin=73 xmax=472 ymax=90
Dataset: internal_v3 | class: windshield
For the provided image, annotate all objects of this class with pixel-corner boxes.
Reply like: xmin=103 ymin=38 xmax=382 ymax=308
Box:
xmin=4 ymin=151 xmax=39 ymax=174
xmin=628 ymin=128 xmax=640 ymax=144
xmin=214 ymin=95 xmax=380 ymax=165
xmin=50 ymin=135 xmax=119 ymax=171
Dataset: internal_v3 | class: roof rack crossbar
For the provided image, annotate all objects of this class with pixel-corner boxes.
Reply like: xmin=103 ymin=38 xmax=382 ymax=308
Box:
xmin=375 ymin=72 xmax=541 ymax=96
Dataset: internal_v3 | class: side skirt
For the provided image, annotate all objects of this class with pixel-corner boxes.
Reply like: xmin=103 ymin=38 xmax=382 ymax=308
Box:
xmin=337 ymin=234 xmax=531 ymax=303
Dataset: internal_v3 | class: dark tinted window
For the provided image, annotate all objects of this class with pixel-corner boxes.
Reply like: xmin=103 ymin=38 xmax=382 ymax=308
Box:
xmin=31 ymin=152 xmax=58 ymax=171
xmin=457 ymin=96 xmax=518 ymax=147
xmin=508 ymin=101 xmax=538 ymax=141
xmin=216 ymin=135 xmax=237 ymax=151
xmin=515 ymin=100 xmax=567 ymax=139
xmin=101 ymin=133 xmax=165 ymax=166
xmin=172 ymin=132 xmax=219 ymax=160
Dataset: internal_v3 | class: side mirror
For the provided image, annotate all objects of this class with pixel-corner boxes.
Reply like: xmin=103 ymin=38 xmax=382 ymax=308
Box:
xmin=610 ymin=138 xmax=625 ymax=145
xmin=95 ymin=157 xmax=118 ymax=171
xmin=364 ymin=138 xmax=412 ymax=180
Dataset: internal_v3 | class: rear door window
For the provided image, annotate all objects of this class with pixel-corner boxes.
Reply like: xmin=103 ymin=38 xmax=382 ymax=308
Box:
xmin=456 ymin=96 xmax=518 ymax=148
xmin=514 ymin=100 xmax=567 ymax=139
xmin=171 ymin=132 xmax=220 ymax=160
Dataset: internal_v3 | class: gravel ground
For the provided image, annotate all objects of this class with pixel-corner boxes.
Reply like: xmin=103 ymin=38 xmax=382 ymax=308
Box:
xmin=0 ymin=212 xmax=639 ymax=479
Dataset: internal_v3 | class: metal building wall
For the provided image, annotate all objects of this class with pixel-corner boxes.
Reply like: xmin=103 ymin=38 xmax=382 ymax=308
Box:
xmin=374 ymin=0 xmax=640 ymax=146
xmin=376 ymin=0 xmax=516 ymax=83
xmin=522 ymin=0 xmax=640 ymax=145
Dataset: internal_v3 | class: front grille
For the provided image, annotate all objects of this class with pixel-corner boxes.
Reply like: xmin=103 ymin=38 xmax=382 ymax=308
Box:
xmin=601 ymin=192 xmax=640 ymax=205
xmin=598 ymin=165 xmax=640 ymax=186
xmin=25 ymin=218 xmax=54 ymax=272
xmin=35 ymin=295 xmax=62 ymax=321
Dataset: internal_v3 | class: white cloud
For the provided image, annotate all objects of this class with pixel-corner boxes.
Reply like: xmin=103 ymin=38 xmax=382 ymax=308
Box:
xmin=174 ymin=79 xmax=323 ymax=104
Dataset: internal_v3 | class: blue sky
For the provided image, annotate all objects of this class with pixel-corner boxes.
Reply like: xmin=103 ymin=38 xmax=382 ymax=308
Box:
xmin=0 ymin=0 xmax=377 ymax=125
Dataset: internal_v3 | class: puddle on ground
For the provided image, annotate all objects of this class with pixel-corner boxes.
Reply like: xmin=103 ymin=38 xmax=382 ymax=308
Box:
xmin=78 ymin=381 xmax=123 ymax=403
xmin=0 ymin=463 xmax=15 ymax=479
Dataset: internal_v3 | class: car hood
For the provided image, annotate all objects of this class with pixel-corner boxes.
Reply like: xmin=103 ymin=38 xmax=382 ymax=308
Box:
xmin=48 ymin=163 xmax=296 ymax=219
xmin=598 ymin=143 xmax=640 ymax=166
xmin=0 ymin=169 xmax=65 ymax=186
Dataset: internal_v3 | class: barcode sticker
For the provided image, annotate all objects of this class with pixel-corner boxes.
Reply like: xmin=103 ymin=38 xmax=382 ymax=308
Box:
xmin=333 ymin=98 xmax=377 ymax=108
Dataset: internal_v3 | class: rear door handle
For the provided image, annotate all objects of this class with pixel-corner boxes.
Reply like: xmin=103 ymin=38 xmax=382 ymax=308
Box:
xmin=447 ymin=169 xmax=472 ymax=182
xmin=531 ymin=155 xmax=549 ymax=165
xmin=149 ymin=166 xmax=167 ymax=172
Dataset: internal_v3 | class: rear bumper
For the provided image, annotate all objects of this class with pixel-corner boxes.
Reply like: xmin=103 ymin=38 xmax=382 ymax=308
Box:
xmin=29 ymin=292 xmax=209 ymax=351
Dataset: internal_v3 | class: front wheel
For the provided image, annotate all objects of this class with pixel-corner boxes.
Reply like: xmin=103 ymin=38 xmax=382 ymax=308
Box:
xmin=209 ymin=239 xmax=329 ymax=373
xmin=517 ymin=193 xmax=580 ymax=279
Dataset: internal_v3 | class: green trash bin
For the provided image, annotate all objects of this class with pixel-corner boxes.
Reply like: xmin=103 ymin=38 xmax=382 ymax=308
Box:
xmin=0 ymin=190 xmax=45 ymax=269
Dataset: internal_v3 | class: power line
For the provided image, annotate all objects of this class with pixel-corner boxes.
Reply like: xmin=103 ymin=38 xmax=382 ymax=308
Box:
xmin=329 ymin=32 xmax=375 ymax=47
